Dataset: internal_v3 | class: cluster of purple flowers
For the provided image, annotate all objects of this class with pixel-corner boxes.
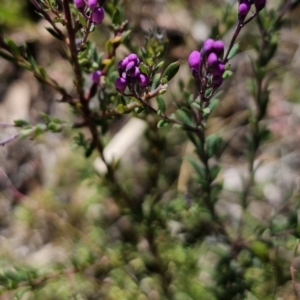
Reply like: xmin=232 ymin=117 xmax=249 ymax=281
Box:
xmin=74 ymin=0 xmax=105 ymax=24
xmin=115 ymin=54 xmax=149 ymax=93
xmin=238 ymin=0 xmax=266 ymax=20
xmin=188 ymin=39 xmax=225 ymax=89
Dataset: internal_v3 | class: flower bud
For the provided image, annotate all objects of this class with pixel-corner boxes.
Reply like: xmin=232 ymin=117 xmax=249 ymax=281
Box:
xmin=115 ymin=77 xmax=127 ymax=92
xmin=74 ymin=0 xmax=85 ymax=9
xmin=254 ymin=0 xmax=266 ymax=11
xmin=127 ymin=53 xmax=140 ymax=65
xmin=88 ymin=0 xmax=98 ymax=9
xmin=138 ymin=73 xmax=149 ymax=87
xmin=118 ymin=58 xmax=129 ymax=75
xmin=92 ymin=7 xmax=105 ymax=24
xmin=238 ymin=1 xmax=251 ymax=19
xmin=202 ymin=39 xmax=215 ymax=55
xmin=133 ymin=67 xmax=140 ymax=78
xmin=213 ymin=76 xmax=223 ymax=88
xmin=125 ymin=61 xmax=136 ymax=74
xmin=207 ymin=52 xmax=218 ymax=67
xmin=91 ymin=70 xmax=102 ymax=83
xmin=188 ymin=51 xmax=201 ymax=74
xmin=213 ymin=40 xmax=225 ymax=58
xmin=212 ymin=63 xmax=225 ymax=77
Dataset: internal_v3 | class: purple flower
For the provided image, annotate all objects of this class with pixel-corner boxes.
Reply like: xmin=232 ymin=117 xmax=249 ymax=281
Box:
xmin=92 ymin=7 xmax=105 ymax=24
xmin=238 ymin=1 xmax=251 ymax=19
xmin=88 ymin=0 xmax=98 ymax=9
xmin=133 ymin=67 xmax=140 ymax=78
xmin=188 ymin=51 xmax=201 ymax=74
xmin=202 ymin=39 xmax=215 ymax=55
xmin=254 ymin=0 xmax=266 ymax=11
xmin=213 ymin=40 xmax=225 ymax=57
xmin=127 ymin=53 xmax=140 ymax=65
xmin=91 ymin=70 xmax=102 ymax=83
xmin=74 ymin=0 xmax=85 ymax=9
xmin=207 ymin=52 xmax=218 ymax=67
xmin=213 ymin=76 xmax=223 ymax=88
xmin=125 ymin=61 xmax=136 ymax=74
xmin=115 ymin=77 xmax=127 ymax=92
xmin=212 ymin=63 xmax=225 ymax=77
xmin=118 ymin=58 xmax=129 ymax=75
xmin=138 ymin=73 xmax=149 ymax=87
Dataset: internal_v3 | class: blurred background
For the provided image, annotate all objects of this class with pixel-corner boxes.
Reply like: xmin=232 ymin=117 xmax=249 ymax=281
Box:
xmin=1 ymin=0 xmax=300 ymax=299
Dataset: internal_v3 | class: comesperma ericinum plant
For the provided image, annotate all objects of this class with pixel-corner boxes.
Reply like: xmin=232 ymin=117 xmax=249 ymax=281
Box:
xmin=0 ymin=0 xmax=300 ymax=298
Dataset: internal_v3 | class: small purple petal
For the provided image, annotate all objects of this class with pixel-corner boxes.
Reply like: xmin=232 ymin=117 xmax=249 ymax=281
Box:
xmin=91 ymin=70 xmax=102 ymax=83
xmin=125 ymin=61 xmax=136 ymax=74
xmin=202 ymin=39 xmax=215 ymax=55
xmin=92 ymin=7 xmax=105 ymax=24
xmin=115 ymin=77 xmax=127 ymax=92
xmin=213 ymin=40 xmax=225 ymax=57
xmin=74 ymin=0 xmax=85 ymax=9
xmin=133 ymin=67 xmax=140 ymax=78
xmin=188 ymin=51 xmax=201 ymax=74
xmin=207 ymin=52 xmax=218 ymax=67
xmin=254 ymin=0 xmax=266 ymax=11
xmin=127 ymin=53 xmax=138 ymax=62
xmin=87 ymin=0 xmax=98 ymax=9
xmin=126 ymin=53 xmax=140 ymax=65
xmin=138 ymin=73 xmax=149 ymax=87
xmin=212 ymin=63 xmax=225 ymax=77
xmin=238 ymin=1 xmax=251 ymax=18
xmin=118 ymin=58 xmax=129 ymax=75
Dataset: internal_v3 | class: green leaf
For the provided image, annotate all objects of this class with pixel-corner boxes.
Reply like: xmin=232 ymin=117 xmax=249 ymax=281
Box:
xmin=211 ymin=182 xmax=223 ymax=203
xmin=202 ymin=107 xmax=210 ymax=116
xmin=139 ymin=63 xmax=149 ymax=76
xmin=0 ymin=50 xmax=14 ymax=62
xmin=117 ymin=103 xmax=125 ymax=113
xmin=158 ymin=88 xmax=167 ymax=95
xmin=105 ymin=40 xmax=113 ymax=54
xmin=151 ymin=73 xmax=161 ymax=90
xmin=157 ymin=119 xmax=169 ymax=128
xmin=20 ymin=128 xmax=33 ymax=138
xmin=210 ymin=165 xmax=221 ymax=181
xmin=45 ymin=27 xmax=63 ymax=40
xmin=155 ymin=60 xmax=164 ymax=70
xmin=14 ymin=119 xmax=30 ymax=127
xmin=38 ymin=67 xmax=47 ymax=79
xmin=34 ymin=124 xmax=44 ymax=138
xmin=121 ymin=30 xmax=131 ymax=43
xmin=191 ymin=102 xmax=201 ymax=110
xmin=176 ymin=109 xmax=194 ymax=127
xmin=250 ymin=241 xmax=269 ymax=261
xmin=47 ymin=122 xmax=61 ymax=132
xmin=222 ymin=70 xmax=232 ymax=79
xmin=112 ymin=8 xmax=122 ymax=25
xmin=227 ymin=43 xmax=239 ymax=60
xmin=186 ymin=157 xmax=205 ymax=179
xmin=85 ymin=142 xmax=95 ymax=157
xmin=206 ymin=134 xmax=222 ymax=158
xmin=161 ymin=60 xmax=180 ymax=83
xmin=156 ymin=95 xmax=166 ymax=113
xmin=79 ymin=14 xmax=87 ymax=27
xmin=187 ymin=132 xmax=200 ymax=149
xmin=40 ymin=112 xmax=51 ymax=123
xmin=6 ymin=39 xmax=19 ymax=56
